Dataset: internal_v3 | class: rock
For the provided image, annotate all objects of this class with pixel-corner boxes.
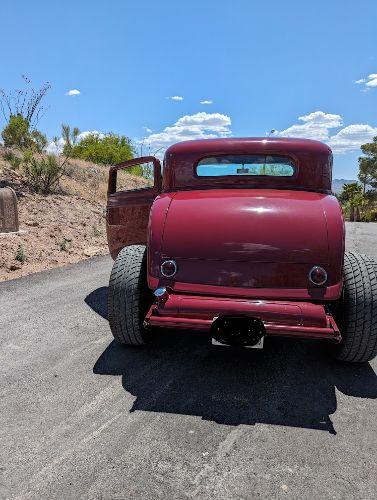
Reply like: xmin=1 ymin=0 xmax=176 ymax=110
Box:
xmin=83 ymin=246 xmax=101 ymax=257
xmin=9 ymin=263 xmax=22 ymax=271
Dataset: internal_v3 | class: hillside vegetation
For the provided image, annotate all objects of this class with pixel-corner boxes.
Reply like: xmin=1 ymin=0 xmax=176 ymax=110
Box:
xmin=0 ymin=78 xmax=154 ymax=281
xmin=0 ymin=147 xmax=149 ymax=281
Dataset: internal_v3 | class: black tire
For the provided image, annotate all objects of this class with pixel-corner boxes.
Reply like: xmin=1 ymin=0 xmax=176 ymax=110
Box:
xmin=108 ymin=245 xmax=153 ymax=345
xmin=333 ymin=252 xmax=377 ymax=362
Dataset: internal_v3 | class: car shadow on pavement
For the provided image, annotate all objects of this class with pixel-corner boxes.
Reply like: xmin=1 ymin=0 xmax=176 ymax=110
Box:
xmin=87 ymin=287 xmax=377 ymax=434
xmin=85 ymin=286 xmax=108 ymax=320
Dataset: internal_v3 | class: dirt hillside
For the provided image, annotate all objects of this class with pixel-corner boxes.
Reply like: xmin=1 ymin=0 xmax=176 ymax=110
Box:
xmin=0 ymin=148 xmax=149 ymax=281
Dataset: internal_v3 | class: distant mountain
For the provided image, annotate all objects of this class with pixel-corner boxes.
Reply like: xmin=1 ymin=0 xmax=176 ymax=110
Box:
xmin=332 ymin=179 xmax=357 ymax=194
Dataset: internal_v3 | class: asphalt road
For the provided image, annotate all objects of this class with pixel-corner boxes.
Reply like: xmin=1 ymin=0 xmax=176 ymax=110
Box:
xmin=1 ymin=222 xmax=376 ymax=499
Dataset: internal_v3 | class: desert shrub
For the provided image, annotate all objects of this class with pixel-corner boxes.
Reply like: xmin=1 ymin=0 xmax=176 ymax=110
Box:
xmin=1 ymin=115 xmax=47 ymax=152
xmin=15 ymin=244 xmax=27 ymax=263
xmin=61 ymin=124 xmax=80 ymax=154
xmin=360 ymin=209 xmax=377 ymax=222
xmin=1 ymin=76 xmax=50 ymax=152
xmin=20 ymin=124 xmax=76 ymax=194
xmin=0 ymin=75 xmax=50 ymax=127
xmin=3 ymin=150 xmax=22 ymax=169
xmin=58 ymin=237 xmax=71 ymax=251
xmin=2 ymin=115 xmax=30 ymax=148
xmin=66 ymin=133 xmax=138 ymax=170
xmin=22 ymin=153 xmax=65 ymax=194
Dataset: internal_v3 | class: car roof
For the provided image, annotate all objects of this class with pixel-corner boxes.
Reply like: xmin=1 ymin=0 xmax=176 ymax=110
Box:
xmin=162 ymin=137 xmax=333 ymax=193
xmin=165 ymin=137 xmax=332 ymax=157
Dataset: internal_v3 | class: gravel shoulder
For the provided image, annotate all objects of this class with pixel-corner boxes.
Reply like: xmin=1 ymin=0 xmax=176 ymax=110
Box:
xmin=0 ymin=223 xmax=376 ymax=499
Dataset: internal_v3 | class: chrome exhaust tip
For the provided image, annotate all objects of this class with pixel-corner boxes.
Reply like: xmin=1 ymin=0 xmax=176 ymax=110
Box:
xmin=211 ymin=316 xmax=265 ymax=349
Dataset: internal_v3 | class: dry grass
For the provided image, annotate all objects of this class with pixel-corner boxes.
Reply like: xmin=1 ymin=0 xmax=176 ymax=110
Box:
xmin=60 ymin=158 xmax=151 ymax=203
xmin=0 ymin=148 xmax=151 ymax=201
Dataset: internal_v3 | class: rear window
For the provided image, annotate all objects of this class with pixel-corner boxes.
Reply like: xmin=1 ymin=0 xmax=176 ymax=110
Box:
xmin=196 ymin=155 xmax=295 ymax=177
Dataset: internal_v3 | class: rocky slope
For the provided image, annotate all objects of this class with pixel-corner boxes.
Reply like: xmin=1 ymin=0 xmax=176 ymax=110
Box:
xmin=0 ymin=149 xmax=149 ymax=281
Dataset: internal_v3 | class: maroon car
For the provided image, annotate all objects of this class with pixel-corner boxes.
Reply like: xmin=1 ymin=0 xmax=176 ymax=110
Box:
xmin=106 ymin=138 xmax=377 ymax=362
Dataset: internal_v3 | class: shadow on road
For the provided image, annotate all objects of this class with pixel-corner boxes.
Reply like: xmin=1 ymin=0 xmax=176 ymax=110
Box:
xmin=85 ymin=286 xmax=108 ymax=320
xmin=86 ymin=287 xmax=377 ymax=434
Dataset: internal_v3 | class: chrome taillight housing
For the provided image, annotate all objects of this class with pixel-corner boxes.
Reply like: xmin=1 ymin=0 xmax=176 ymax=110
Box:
xmin=160 ymin=260 xmax=177 ymax=278
xmin=309 ymin=266 xmax=328 ymax=286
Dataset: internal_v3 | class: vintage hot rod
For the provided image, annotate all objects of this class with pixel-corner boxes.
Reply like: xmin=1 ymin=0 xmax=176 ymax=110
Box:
xmin=106 ymin=138 xmax=377 ymax=362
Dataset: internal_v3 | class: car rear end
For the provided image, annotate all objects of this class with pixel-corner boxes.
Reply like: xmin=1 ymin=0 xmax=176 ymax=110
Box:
xmin=145 ymin=141 xmax=344 ymax=346
xmin=146 ymin=189 xmax=343 ymax=345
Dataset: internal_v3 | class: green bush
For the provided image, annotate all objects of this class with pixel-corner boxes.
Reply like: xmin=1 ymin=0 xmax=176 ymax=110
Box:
xmin=1 ymin=115 xmax=47 ymax=152
xmin=3 ymin=150 xmax=22 ymax=169
xmin=360 ymin=209 xmax=377 ymax=222
xmin=15 ymin=244 xmax=27 ymax=264
xmin=66 ymin=133 xmax=137 ymax=170
xmin=22 ymin=153 xmax=65 ymax=194
xmin=2 ymin=115 xmax=30 ymax=148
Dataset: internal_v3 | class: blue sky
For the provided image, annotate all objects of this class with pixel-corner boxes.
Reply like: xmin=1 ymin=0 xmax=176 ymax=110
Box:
xmin=1 ymin=0 xmax=377 ymax=178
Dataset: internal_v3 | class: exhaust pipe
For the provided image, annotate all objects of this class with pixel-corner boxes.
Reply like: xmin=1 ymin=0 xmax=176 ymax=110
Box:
xmin=211 ymin=316 xmax=265 ymax=348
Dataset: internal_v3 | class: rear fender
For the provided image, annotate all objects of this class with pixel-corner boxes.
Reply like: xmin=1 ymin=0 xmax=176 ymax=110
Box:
xmin=147 ymin=193 xmax=176 ymax=288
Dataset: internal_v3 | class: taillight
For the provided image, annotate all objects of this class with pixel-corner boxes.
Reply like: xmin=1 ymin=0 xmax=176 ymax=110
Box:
xmin=160 ymin=260 xmax=177 ymax=278
xmin=309 ymin=266 xmax=328 ymax=286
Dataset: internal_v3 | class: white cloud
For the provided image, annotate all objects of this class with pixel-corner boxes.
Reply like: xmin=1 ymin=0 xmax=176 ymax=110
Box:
xmin=169 ymin=95 xmax=183 ymax=101
xmin=328 ymin=124 xmax=377 ymax=154
xmin=77 ymin=130 xmax=104 ymax=140
xmin=273 ymin=110 xmax=377 ymax=154
xmin=366 ymin=74 xmax=377 ymax=87
xmin=200 ymin=100 xmax=213 ymax=105
xmin=143 ymin=111 xmax=231 ymax=155
xmin=273 ymin=111 xmax=343 ymax=142
xmin=65 ymin=89 xmax=80 ymax=96
xmin=46 ymin=137 xmax=65 ymax=155
xmin=143 ymin=126 xmax=153 ymax=133
xmin=355 ymin=73 xmax=377 ymax=90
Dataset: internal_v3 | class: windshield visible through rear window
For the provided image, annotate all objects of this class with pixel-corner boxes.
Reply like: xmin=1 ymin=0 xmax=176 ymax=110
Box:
xmin=196 ymin=155 xmax=295 ymax=177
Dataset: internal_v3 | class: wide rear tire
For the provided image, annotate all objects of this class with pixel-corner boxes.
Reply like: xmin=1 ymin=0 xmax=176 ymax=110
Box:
xmin=108 ymin=245 xmax=153 ymax=345
xmin=334 ymin=252 xmax=377 ymax=363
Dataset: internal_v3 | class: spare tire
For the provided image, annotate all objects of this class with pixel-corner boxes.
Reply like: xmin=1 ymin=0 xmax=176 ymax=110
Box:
xmin=108 ymin=245 xmax=153 ymax=345
xmin=333 ymin=252 xmax=377 ymax=362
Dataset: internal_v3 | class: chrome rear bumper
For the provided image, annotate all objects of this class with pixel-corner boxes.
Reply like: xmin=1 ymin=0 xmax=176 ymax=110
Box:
xmin=144 ymin=292 xmax=341 ymax=342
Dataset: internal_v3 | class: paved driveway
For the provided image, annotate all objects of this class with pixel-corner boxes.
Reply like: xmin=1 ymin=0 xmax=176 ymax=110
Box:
xmin=0 ymin=222 xmax=376 ymax=499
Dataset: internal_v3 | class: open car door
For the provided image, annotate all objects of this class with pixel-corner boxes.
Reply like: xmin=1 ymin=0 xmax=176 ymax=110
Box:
xmin=106 ymin=156 xmax=162 ymax=259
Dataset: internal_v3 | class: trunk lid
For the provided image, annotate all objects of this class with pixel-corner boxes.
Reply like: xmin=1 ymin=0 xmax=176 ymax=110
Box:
xmin=160 ymin=189 xmax=331 ymax=289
